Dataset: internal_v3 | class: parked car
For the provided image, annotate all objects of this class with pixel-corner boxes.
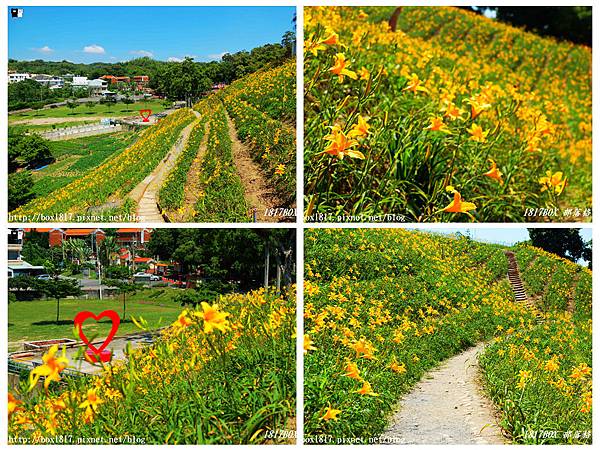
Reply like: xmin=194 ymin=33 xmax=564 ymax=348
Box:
xmin=149 ymin=275 xmax=161 ymax=281
xmin=36 ymin=274 xmax=51 ymax=280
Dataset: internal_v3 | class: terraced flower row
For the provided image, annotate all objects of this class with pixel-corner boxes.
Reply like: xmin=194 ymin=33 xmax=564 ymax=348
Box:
xmin=304 ymin=7 xmax=591 ymax=222
xmin=159 ymin=116 xmax=207 ymax=218
xmin=8 ymin=288 xmax=296 ymax=444
xmin=10 ymin=109 xmax=196 ymax=222
xmin=193 ymin=98 xmax=249 ymax=222
xmin=480 ymin=312 xmax=591 ymax=444
xmin=219 ymin=61 xmax=297 ymax=203
xmin=304 ymin=229 xmax=536 ymax=439
xmin=514 ymin=244 xmax=589 ymax=312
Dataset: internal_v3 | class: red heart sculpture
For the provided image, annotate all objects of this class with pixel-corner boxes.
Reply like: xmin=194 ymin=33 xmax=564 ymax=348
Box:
xmin=139 ymin=109 xmax=152 ymax=122
xmin=73 ymin=310 xmax=121 ymax=355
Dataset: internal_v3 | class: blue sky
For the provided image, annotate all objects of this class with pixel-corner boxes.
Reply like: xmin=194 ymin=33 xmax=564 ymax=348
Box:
xmin=8 ymin=6 xmax=295 ymax=63
xmin=412 ymin=227 xmax=592 ymax=246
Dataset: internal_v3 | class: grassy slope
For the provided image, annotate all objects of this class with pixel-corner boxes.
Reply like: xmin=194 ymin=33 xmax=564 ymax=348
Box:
xmin=304 ymin=229 xmax=591 ymax=443
xmin=31 ymin=132 xmax=139 ymax=197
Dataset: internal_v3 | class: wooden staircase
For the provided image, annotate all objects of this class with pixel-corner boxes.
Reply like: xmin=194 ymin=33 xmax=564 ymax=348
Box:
xmin=504 ymin=251 xmax=543 ymax=322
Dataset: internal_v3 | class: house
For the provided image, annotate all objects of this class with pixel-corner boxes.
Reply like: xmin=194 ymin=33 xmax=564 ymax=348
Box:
xmin=32 ymin=74 xmax=64 ymax=88
xmin=7 ymin=229 xmax=46 ymax=278
xmin=47 ymin=228 xmax=106 ymax=253
xmin=8 ymin=72 xmax=32 ymax=84
xmin=88 ymin=79 xmax=108 ymax=96
xmin=71 ymin=76 xmax=89 ymax=89
xmin=133 ymin=75 xmax=149 ymax=90
xmin=100 ymin=75 xmax=131 ymax=85
xmin=116 ymin=228 xmax=153 ymax=246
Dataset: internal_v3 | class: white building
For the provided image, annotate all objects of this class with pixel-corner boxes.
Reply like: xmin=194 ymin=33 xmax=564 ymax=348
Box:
xmin=71 ymin=76 xmax=89 ymax=89
xmin=8 ymin=73 xmax=31 ymax=84
xmin=88 ymin=78 xmax=109 ymax=96
xmin=32 ymin=74 xmax=64 ymax=88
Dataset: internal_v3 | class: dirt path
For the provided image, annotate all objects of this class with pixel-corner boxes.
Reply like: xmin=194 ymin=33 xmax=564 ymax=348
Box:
xmin=226 ymin=113 xmax=282 ymax=223
xmin=128 ymin=110 xmax=200 ymax=222
xmin=380 ymin=342 xmax=505 ymax=445
xmin=168 ymin=123 xmax=209 ymax=222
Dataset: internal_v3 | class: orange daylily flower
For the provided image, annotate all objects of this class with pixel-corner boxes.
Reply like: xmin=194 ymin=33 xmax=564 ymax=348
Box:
xmin=484 ymin=159 xmax=503 ymax=184
xmin=329 ymin=53 xmax=358 ymax=82
xmin=442 ymin=191 xmax=477 ymax=214
xmin=322 ymin=407 xmax=342 ymax=421
xmin=322 ymin=126 xmax=364 ymax=160
xmin=343 ymin=361 xmax=362 ymax=380
xmin=390 ymin=361 xmax=407 ymax=374
xmin=173 ymin=310 xmax=192 ymax=329
xmin=468 ymin=123 xmax=489 ymax=143
xmin=8 ymin=393 xmax=22 ymax=418
xmin=359 ymin=67 xmax=370 ymax=80
xmin=196 ymin=302 xmax=230 ymax=334
xmin=304 ymin=334 xmax=317 ymax=353
xmin=347 ymin=116 xmax=370 ymax=138
xmin=355 ymin=380 xmax=379 ymax=396
xmin=539 ymin=170 xmax=567 ymax=195
xmin=466 ymin=95 xmax=491 ymax=119
xmin=29 ymin=344 xmax=69 ymax=391
xmin=403 ymin=73 xmax=428 ymax=94
xmin=441 ymin=102 xmax=463 ymax=120
xmin=275 ymin=164 xmax=285 ymax=176
xmin=425 ymin=116 xmax=450 ymax=133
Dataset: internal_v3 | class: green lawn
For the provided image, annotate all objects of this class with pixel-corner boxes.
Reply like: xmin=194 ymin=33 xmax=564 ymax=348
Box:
xmin=31 ymin=131 xmax=139 ymax=197
xmin=8 ymin=99 xmax=166 ymax=122
xmin=8 ymin=288 xmax=183 ymax=352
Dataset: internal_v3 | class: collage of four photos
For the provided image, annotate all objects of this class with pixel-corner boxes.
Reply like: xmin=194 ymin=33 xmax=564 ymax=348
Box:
xmin=4 ymin=2 xmax=593 ymax=446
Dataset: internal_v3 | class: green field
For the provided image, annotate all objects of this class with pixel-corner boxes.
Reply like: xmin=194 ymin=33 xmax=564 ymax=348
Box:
xmin=8 ymin=288 xmax=182 ymax=352
xmin=8 ymin=99 xmax=166 ymax=122
xmin=9 ymin=120 xmax=99 ymax=134
xmin=31 ymin=131 xmax=139 ymax=197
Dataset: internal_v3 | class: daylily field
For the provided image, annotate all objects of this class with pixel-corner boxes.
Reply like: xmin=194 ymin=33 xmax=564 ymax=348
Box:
xmin=10 ymin=61 xmax=296 ymax=223
xmin=304 ymin=6 xmax=592 ymax=222
xmin=8 ymin=288 xmax=296 ymax=444
xmin=304 ymin=229 xmax=591 ymax=443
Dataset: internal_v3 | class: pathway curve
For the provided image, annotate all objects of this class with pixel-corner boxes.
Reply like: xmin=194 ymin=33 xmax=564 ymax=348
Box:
xmin=226 ymin=113 xmax=281 ymax=223
xmin=128 ymin=110 xmax=201 ymax=222
xmin=380 ymin=342 xmax=505 ymax=445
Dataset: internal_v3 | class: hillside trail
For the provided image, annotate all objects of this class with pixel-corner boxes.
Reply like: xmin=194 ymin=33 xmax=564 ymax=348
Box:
xmin=128 ymin=110 xmax=201 ymax=222
xmin=168 ymin=123 xmax=209 ymax=222
xmin=380 ymin=342 xmax=505 ymax=445
xmin=225 ymin=112 xmax=281 ymax=223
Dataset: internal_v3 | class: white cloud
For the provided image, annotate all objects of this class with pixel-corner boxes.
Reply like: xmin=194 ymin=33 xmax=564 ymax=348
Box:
xmin=130 ymin=49 xmax=153 ymax=58
xmin=34 ymin=45 xmax=54 ymax=54
xmin=167 ymin=54 xmax=197 ymax=62
xmin=83 ymin=44 xmax=105 ymax=54
xmin=207 ymin=51 xmax=227 ymax=61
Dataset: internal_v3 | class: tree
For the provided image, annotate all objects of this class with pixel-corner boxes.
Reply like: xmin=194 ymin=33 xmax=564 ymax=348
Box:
xmin=122 ymin=95 xmax=134 ymax=112
xmin=8 ymin=171 xmax=35 ymax=211
xmin=281 ymin=31 xmax=296 ymax=57
xmin=39 ymin=278 xmax=82 ymax=324
xmin=8 ymin=129 xmax=53 ymax=172
xmin=490 ymin=6 xmax=592 ymax=46
xmin=527 ymin=229 xmax=592 ymax=265
xmin=66 ymin=100 xmax=78 ymax=114
xmin=105 ymin=279 xmax=138 ymax=320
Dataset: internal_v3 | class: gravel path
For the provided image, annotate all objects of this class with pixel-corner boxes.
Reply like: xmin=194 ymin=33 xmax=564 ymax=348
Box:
xmin=380 ymin=342 xmax=505 ymax=444
xmin=128 ymin=110 xmax=200 ymax=222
